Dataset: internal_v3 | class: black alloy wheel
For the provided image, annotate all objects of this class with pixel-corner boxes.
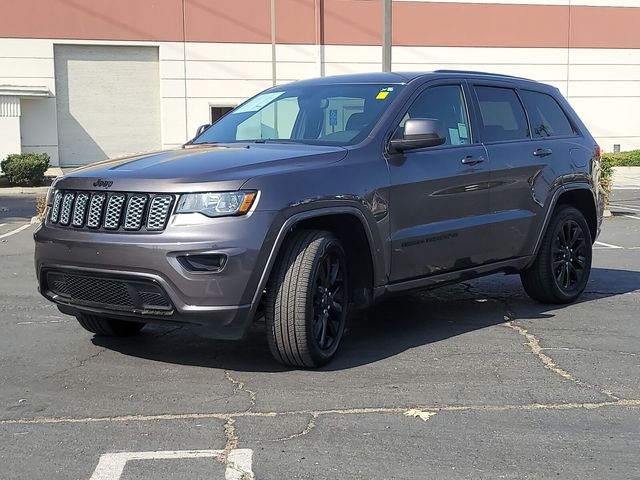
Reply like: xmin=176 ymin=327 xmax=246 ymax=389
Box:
xmin=312 ymin=247 xmax=347 ymax=352
xmin=552 ymin=219 xmax=588 ymax=291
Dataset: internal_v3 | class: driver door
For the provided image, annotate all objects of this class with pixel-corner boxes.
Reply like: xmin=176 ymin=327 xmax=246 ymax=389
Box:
xmin=387 ymin=82 xmax=492 ymax=281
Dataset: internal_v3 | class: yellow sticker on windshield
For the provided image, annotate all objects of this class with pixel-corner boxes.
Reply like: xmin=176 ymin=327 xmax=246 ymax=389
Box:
xmin=376 ymin=91 xmax=389 ymax=100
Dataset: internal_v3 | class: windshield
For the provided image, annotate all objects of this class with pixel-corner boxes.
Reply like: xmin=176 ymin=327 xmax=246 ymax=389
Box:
xmin=193 ymin=83 xmax=404 ymax=147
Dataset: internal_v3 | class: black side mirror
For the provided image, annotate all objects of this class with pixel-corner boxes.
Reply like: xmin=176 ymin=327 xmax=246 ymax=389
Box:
xmin=195 ymin=124 xmax=211 ymax=138
xmin=389 ymin=118 xmax=446 ymax=152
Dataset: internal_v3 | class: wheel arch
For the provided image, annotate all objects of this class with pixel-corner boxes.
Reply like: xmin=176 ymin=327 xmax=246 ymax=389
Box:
xmin=251 ymin=207 xmax=382 ymax=313
xmin=531 ymin=185 xmax=598 ymax=261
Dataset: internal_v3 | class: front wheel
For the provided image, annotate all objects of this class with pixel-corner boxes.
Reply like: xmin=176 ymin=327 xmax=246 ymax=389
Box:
xmin=521 ymin=206 xmax=592 ymax=304
xmin=76 ymin=314 xmax=145 ymax=336
xmin=265 ymin=230 xmax=349 ymax=368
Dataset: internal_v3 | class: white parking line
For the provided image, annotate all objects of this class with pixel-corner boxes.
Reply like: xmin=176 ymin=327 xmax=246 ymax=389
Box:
xmin=623 ymin=215 xmax=640 ymax=221
xmin=89 ymin=449 xmax=254 ymax=480
xmin=610 ymin=204 xmax=640 ymax=212
xmin=594 ymin=241 xmax=624 ymax=249
xmin=0 ymin=223 xmax=32 ymax=239
xmin=0 ymin=223 xmax=7 ymax=228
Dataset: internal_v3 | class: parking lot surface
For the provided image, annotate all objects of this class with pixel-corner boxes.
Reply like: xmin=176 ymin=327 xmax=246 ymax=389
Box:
xmin=1 ymin=190 xmax=639 ymax=479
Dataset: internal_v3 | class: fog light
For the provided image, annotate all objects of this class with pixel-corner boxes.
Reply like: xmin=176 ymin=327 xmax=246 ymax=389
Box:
xmin=178 ymin=254 xmax=227 ymax=273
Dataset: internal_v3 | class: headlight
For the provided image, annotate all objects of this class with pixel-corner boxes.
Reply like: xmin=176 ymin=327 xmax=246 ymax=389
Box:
xmin=176 ymin=191 xmax=257 ymax=218
xmin=46 ymin=187 xmax=57 ymax=206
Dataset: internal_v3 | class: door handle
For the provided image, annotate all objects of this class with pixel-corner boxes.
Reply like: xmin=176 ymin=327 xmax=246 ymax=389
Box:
xmin=533 ymin=148 xmax=553 ymax=157
xmin=461 ymin=155 xmax=485 ymax=166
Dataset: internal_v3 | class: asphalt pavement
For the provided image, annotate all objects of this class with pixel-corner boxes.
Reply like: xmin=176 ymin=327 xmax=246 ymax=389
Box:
xmin=0 ymin=189 xmax=638 ymax=480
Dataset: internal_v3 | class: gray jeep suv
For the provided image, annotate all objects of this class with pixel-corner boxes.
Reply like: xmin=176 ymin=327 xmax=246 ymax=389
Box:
xmin=34 ymin=71 xmax=604 ymax=367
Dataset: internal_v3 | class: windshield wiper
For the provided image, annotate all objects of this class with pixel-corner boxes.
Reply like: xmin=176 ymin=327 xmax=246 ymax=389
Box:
xmin=250 ymin=139 xmax=305 ymax=144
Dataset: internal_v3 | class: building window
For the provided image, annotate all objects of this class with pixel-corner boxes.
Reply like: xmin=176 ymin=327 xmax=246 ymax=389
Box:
xmin=211 ymin=106 xmax=234 ymax=124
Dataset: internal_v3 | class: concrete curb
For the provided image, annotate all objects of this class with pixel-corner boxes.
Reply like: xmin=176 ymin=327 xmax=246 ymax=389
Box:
xmin=0 ymin=186 xmax=50 ymax=196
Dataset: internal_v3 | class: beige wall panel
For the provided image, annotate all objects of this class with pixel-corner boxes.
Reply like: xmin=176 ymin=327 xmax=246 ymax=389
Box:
xmin=0 ymin=57 xmax=54 ymax=79
xmin=0 ymin=38 xmax=53 ymax=58
xmin=570 ymin=64 xmax=640 ymax=81
xmin=160 ymin=59 xmax=186 ymax=79
xmin=570 ymin=48 xmax=640 ymax=65
xmin=185 ymin=79 xmax=273 ymax=99
xmin=568 ymin=81 xmax=640 ymax=98
xmin=185 ymin=43 xmax=271 ymax=62
xmin=160 ymin=97 xmax=188 ymax=147
xmin=275 ymin=62 xmax=319 ymax=80
xmin=186 ymin=61 xmax=273 ymax=80
xmin=570 ymin=97 xmax=640 ymax=141
xmin=161 ymin=79 xmax=186 ymax=98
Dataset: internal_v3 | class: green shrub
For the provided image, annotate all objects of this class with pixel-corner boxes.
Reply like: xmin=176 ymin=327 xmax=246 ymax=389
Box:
xmin=602 ymin=149 xmax=640 ymax=167
xmin=1 ymin=153 xmax=50 ymax=186
xmin=599 ymin=150 xmax=640 ymax=197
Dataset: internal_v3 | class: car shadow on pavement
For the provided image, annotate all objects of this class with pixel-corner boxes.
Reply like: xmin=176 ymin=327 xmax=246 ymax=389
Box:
xmin=92 ymin=267 xmax=640 ymax=372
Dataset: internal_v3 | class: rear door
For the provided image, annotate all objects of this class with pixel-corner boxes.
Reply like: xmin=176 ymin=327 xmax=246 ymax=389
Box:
xmin=387 ymin=81 xmax=492 ymax=281
xmin=471 ymin=83 xmax=579 ymax=261
xmin=470 ymin=83 xmax=546 ymax=261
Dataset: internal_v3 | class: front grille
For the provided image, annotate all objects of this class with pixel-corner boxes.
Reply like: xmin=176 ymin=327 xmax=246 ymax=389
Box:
xmin=48 ymin=190 xmax=174 ymax=233
xmin=45 ymin=270 xmax=172 ymax=313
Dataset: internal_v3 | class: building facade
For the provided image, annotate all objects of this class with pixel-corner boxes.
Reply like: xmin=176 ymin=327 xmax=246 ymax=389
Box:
xmin=1 ymin=0 xmax=639 ymax=166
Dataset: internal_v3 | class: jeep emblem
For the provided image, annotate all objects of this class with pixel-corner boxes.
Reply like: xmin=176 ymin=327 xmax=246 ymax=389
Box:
xmin=93 ymin=179 xmax=113 ymax=188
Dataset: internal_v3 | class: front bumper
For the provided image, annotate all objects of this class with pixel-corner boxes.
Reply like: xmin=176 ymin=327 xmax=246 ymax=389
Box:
xmin=34 ymin=211 xmax=279 ymax=339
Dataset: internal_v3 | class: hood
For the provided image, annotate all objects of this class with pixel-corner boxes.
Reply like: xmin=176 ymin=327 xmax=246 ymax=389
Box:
xmin=54 ymin=143 xmax=348 ymax=192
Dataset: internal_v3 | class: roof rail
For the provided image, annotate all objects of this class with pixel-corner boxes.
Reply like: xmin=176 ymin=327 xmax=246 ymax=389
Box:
xmin=433 ymin=69 xmax=536 ymax=82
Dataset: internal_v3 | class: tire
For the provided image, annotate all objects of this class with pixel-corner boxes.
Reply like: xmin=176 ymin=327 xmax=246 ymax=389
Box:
xmin=265 ymin=230 xmax=349 ymax=368
xmin=521 ymin=206 xmax=592 ymax=304
xmin=76 ymin=314 xmax=145 ymax=336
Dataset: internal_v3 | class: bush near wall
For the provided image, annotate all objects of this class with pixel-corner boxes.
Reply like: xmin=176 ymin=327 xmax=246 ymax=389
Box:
xmin=600 ymin=150 xmax=640 ymax=194
xmin=1 ymin=153 xmax=50 ymax=186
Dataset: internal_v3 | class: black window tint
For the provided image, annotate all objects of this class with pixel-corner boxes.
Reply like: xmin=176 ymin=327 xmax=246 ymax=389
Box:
xmin=475 ymin=86 xmax=529 ymax=142
xmin=401 ymin=85 xmax=471 ymax=146
xmin=520 ymin=90 xmax=574 ymax=138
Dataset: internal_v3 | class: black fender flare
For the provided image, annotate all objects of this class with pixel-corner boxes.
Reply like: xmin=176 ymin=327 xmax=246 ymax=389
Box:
xmin=248 ymin=206 xmax=384 ymax=313
xmin=528 ymin=183 xmax=598 ymax=268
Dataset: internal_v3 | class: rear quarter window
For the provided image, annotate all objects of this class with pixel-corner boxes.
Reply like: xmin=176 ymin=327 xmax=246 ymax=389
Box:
xmin=520 ymin=90 xmax=575 ymax=138
xmin=474 ymin=86 xmax=529 ymax=143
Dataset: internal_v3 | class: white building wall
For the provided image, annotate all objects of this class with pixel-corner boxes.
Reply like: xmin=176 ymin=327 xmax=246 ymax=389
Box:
xmin=1 ymin=36 xmax=639 ymax=166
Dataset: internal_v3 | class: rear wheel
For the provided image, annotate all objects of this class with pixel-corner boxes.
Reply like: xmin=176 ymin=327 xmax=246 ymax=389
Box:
xmin=76 ymin=314 xmax=145 ymax=336
xmin=265 ymin=230 xmax=349 ymax=368
xmin=521 ymin=206 xmax=592 ymax=304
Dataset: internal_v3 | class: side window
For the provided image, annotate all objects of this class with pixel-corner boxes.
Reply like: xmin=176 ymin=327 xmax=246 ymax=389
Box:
xmin=399 ymin=85 xmax=471 ymax=146
xmin=520 ymin=90 xmax=575 ymax=138
xmin=475 ymin=86 xmax=529 ymax=143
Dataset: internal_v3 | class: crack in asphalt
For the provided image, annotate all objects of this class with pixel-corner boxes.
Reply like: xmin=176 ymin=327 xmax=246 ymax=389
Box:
xmin=2 ymin=399 xmax=639 ymax=426
xmin=215 ymin=417 xmax=253 ymax=480
xmin=41 ymin=347 xmax=108 ymax=379
xmin=270 ymin=413 xmax=318 ymax=442
xmin=500 ymin=305 xmax=621 ymax=401
xmin=224 ymin=371 xmax=257 ymax=410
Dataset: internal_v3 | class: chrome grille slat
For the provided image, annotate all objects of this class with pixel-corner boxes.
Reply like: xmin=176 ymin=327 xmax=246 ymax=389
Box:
xmin=50 ymin=191 xmax=63 ymax=223
xmin=103 ymin=194 xmax=126 ymax=230
xmin=87 ymin=193 xmax=106 ymax=228
xmin=124 ymin=195 xmax=148 ymax=230
xmin=147 ymin=195 xmax=173 ymax=231
xmin=48 ymin=190 xmax=173 ymax=232
xmin=72 ymin=192 xmax=90 ymax=227
xmin=59 ymin=192 xmax=75 ymax=226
